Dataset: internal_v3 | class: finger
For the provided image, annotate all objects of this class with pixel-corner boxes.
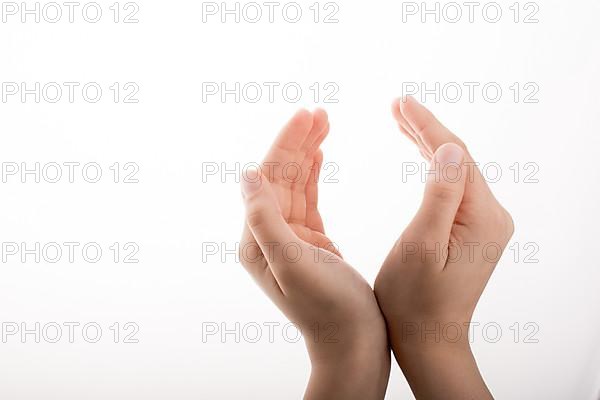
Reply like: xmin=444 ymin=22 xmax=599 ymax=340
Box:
xmin=301 ymin=108 xmax=329 ymax=153
xmin=241 ymin=168 xmax=298 ymax=266
xmin=305 ymin=149 xmax=325 ymax=234
xmin=392 ymin=98 xmax=433 ymax=158
xmin=268 ymin=109 xmax=315 ymax=153
xmin=263 ymin=109 xmax=314 ymax=192
xmin=392 ymin=98 xmax=416 ymax=137
xmin=307 ymin=121 xmax=330 ymax=157
xmin=259 ymin=109 xmax=316 ymax=226
xmin=406 ymin=143 xmax=467 ymax=250
xmin=399 ymin=96 xmax=465 ymax=155
xmin=240 ymin=110 xmax=314 ymax=296
xmin=398 ymin=123 xmax=418 ymax=146
xmin=399 ymin=96 xmax=495 ymax=203
xmin=288 ymin=111 xmax=329 ymax=224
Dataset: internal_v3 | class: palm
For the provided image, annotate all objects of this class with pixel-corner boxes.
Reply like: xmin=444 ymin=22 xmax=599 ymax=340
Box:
xmin=239 ymin=110 xmax=391 ymax=387
xmin=242 ymin=109 xmax=339 ymax=258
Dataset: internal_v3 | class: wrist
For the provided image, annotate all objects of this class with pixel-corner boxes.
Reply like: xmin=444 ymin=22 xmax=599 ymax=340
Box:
xmin=305 ymin=325 xmax=390 ymax=400
xmin=306 ymin=355 xmax=389 ymax=400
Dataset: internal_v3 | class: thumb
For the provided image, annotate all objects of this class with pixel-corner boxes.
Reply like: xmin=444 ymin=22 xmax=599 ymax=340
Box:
xmin=241 ymin=167 xmax=297 ymax=264
xmin=408 ymin=143 xmax=467 ymax=244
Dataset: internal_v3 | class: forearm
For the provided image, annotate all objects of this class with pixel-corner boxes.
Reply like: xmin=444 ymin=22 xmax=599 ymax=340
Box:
xmin=304 ymin=334 xmax=390 ymax=400
xmin=391 ymin=329 xmax=492 ymax=400
xmin=304 ymin=324 xmax=391 ymax=400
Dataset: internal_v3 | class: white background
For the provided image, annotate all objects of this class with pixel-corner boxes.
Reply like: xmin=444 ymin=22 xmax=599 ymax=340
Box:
xmin=0 ymin=0 xmax=599 ymax=399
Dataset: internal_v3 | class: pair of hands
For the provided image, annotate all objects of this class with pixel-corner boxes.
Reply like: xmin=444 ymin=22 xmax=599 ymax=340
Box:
xmin=239 ymin=96 xmax=514 ymax=400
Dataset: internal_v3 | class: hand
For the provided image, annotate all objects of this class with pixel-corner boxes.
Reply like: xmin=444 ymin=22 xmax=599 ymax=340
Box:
xmin=240 ymin=109 xmax=390 ymax=400
xmin=375 ymin=96 xmax=514 ymax=399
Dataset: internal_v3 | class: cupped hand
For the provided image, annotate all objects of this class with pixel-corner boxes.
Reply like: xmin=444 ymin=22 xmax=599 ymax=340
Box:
xmin=375 ymin=96 xmax=514 ymax=399
xmin=240 ymin=110 xmax=389 ymax=400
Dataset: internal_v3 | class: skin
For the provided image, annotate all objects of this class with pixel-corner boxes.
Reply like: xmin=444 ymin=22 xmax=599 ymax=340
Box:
xmin=374 ymin=96 xmax=515 ymax=399
xmin=238 ymin=97 xmax=514 ymax=399
xmin=239 ymin=109 xmax=390 ymax=400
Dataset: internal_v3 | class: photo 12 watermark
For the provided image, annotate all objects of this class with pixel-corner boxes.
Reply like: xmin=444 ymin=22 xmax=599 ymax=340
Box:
xmin=1 ymin=162 xmax=140 ymax=184
xmin=202 ymin=161 xmax=339 ymax=184
xmin=1 ymin=82 xmax=140 ymax=104
xmin=201 ymin=2 xmax=339 ymax=24
xmin=202 ymin=321 xmax=339 ymax=344
xmin=0 ymin=2 xmax=140 ymax=24
xmin=398 ymin=321 xmax=540 ymax=344
xmin=1 ymin=242 xmax=140 ymax=264
xmin=1 ymin=321 xmax=140 ymax=344
xmin=202 ymin=82 xmax=340 ymax=104
xmin=400 ymin=2 xmax=540 ymax=24
xmin=400 ymin=161 xmax=540 ymax=185
xmin=203 ymin=241 xmax=341 ymax=265
xmin=397 ymin=240 xmax=540 ymax=264
xmin=401 ymin=82 xmax=540 ymax=104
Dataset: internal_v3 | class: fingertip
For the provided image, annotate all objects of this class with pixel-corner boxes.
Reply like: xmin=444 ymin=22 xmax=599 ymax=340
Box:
xmin=273 ymin=109 xmax=315 ymax=151
xmin=311 ymin=108 xmax=329 ymax=134
xmin=313 ymin=107 xmax=328 ymax=121
xmin=398 ymin=95 xmax=416 ymax=116
xmin=293 ymin=108 xmax=314 ymax=126
xmin=394 ymin=96 xmax=420 ymax=122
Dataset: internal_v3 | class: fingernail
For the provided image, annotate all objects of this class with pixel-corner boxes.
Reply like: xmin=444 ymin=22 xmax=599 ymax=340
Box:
xmin=241 ymin=167 xmax=262 ymax=196
xmin=435 ymin=143 xmax=464 ymax=165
